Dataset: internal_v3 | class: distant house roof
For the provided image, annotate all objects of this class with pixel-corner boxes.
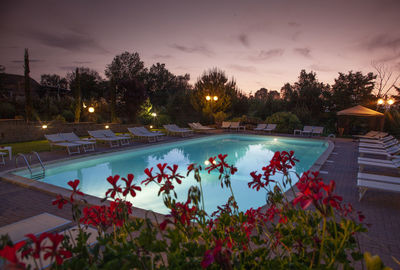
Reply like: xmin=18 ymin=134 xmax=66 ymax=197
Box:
xmin=0 ymin=73 xmax=41 ymax=97
xmin=337 ymin=105 xmax=384 ymax=117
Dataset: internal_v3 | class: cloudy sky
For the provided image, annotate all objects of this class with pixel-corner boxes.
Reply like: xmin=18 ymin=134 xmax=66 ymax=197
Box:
xmin=1 ymin=0 xmax=399 ymax=94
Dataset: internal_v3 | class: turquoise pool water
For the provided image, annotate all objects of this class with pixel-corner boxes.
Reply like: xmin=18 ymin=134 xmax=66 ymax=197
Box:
xmin=15 ymin=134 xmax=328 ymax=214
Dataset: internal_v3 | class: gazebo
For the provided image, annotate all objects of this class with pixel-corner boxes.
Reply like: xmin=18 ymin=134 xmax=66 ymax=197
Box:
xmin=336 ymin=105 xmax=384 ymax=135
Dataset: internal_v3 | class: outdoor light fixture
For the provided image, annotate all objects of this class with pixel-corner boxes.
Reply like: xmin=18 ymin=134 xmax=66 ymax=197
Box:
xmin=88 ymin=107 xmax=95 ymax=113
xmin=42 ymin=124 xmax=48 ymax=129
xmin=377 ymin=99 xmax=384 ymax=105
xmin=213 ymin=96 xmax=218 ymax=101
xmin=388 ymin=99 xmax=394 ymax=105
xmin=150 ymin=125 xmax=153 ymax=129
xmin=377 ymin=96 xmax=395 ymax=111
xmin=151 ymin=112 xmax=157 ymax=117
xmin=105 ymin=125 xmax=109 ymax=129
xmin=205 ymin=95 xmax=211 ymax=101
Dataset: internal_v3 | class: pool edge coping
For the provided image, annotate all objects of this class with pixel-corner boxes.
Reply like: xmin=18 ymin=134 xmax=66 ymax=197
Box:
xmin=0 ymin=134 xmax=334 ymax=220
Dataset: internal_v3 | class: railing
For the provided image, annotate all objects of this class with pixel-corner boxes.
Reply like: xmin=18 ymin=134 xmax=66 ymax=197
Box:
xmin=15 ymin=152 xmax=46 ymax=180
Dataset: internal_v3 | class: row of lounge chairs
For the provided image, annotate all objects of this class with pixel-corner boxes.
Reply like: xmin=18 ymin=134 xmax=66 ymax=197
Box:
xmin=294 ymin=126 xmax=324 ymax=136
xmin=356 ymin=131 xmax=400 ymax=200
xmin=221 ymin=121 xmax=246 ymax=131
xmin=253 ymin=123 xmax=277 ymax=133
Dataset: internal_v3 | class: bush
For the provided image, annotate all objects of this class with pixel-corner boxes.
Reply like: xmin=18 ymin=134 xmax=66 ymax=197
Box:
xmin=0 ymin=151 xmax=387 ymax=269
xmin=213 ymin=111 xmax=228 ymax=125
xmin=61 ymin=110 xmax=74 ymax=122
xmin=156 ymin=113 xmax=171 ymax=127
xmin=266 ymin=112 xmax=302 ymax=133
xmin=0 ymin=102 xmax=15 ymax=118
xmin=52 ymin=114 xmax=66 ymax=123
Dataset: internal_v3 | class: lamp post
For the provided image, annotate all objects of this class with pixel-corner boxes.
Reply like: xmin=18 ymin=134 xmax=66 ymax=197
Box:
xmin=151 ymin=112 xmax=157 ymax=128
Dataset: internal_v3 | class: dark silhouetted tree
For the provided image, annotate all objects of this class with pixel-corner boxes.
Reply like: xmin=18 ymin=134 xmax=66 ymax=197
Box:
xmin=118 ymin=78 xmax=148 ymax=122
xmin=254 ymin=88 xmax=268 ymax=100
xmin=72 ymin=68 xmax=82 ymax=122
xmin=24 ymin=48 xmax=33 ymax=122
xmin=105 ymin=52 xmax=145 ymax=122
xmin=67 ymin=68 xmax=103 ymax=100
xmin=331 ymin=71 xmax=376 ymax=111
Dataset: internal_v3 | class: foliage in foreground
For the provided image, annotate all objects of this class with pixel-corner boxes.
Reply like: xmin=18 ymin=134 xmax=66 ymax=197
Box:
xmin=0 ymin=151 xmax=394 ymax=269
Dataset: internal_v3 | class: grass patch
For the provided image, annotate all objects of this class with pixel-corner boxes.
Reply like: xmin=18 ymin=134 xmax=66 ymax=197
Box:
xmin=5 ymin=140 xmax=51 ymax=155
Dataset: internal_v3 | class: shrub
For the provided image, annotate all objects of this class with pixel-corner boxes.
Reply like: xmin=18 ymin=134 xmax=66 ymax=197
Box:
xmin=0 ymin=151 xmax=389 ymax=269
xmin=52 ymin=114 xmax=66 ymax=123
xmin=266 ymin=112 xmax=302 ymax=133
xmin=61 ymin=110 xmax=74 ymax=122
xmin=213 ymin=111 xmax=228 ymax=125
xmin=0 ymin=102 xmax=15 ymax=118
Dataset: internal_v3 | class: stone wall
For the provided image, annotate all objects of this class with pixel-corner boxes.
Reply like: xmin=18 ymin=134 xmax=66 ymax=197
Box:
xmin=0 ymin=119 xmax=136 ymax=143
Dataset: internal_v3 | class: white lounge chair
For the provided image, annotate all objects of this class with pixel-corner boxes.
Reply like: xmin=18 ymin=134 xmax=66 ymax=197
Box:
xmin=102 ymin=129 xmax=131 ymax=146
xmin=264 ymin=124 xmax=277 ymax=133
xmin=230 ymin=122 xmax=245 ymax=132
xmin=45 ymin=134 xmax=81 ymax=155
xmin=59 ymin=132 xmax=96 ymax=152
xmin=189 ymin=122 xmax=215 ymax=132
xmin=359 ymin=135 xmax=395 ymax=144
xmin=301 ymin=126 xmax=313 ymax=136
xmin=358 ymin=157 xmax=400 ymax=172
xmin=359 ymin=144 xmax=400 ymax=157
xmin=355 ymin=131 xmax=389 ymax=140
xmin=359 ymin=139 xmax=398 ymax=149
xmin=88 ymin=130 xmax=121 ymax=148
xmin=357 ymin=172 xmax=400 ymax=201
xmin=312 ymin=126 xmax=324 ymax=136
xmin=253 ymin=124 xmax=267 ymax=131
xmin=163 ymin=124 xmax=193 ymax=137
xmin=128 ymin=127 xmax=159 ymax=142
xmin=221 ymin=121 xmax=231 ymax=130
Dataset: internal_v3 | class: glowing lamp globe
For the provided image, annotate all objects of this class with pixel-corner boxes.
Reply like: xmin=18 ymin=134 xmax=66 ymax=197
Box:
xmin=213 ymin=96 xmax=218 ymax=101
xmin=377 ymin=99 xmax=384 ymax=105
xmin=388 ymin=99 xmax=394 ymax=105
xmin=42 ymin=125 xmax=48 ymax=129
xmin=88 ymin=107 xmax=95 ymax=113
xmin=205 ymin=95 xmax=211 ymax=101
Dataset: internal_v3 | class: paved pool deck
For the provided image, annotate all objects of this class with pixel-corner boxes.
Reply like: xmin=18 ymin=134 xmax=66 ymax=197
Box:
xmin=0 ymin=131 xmax=399 ymax=268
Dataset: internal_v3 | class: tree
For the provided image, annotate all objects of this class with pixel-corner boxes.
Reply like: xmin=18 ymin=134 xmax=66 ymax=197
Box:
xmin=118 ymin=78 xmax=148 ymax=122
xmin=372 ymin=62 xmax=400 ymax=98
xmin=190 ymin=68 xmax=238 ymax=121
xmin=105 ymin=52 xmax=146 ymax=122
xmin=254 ymin=88 xmax=268 ymax=100
xmin=67 ymin=68 xmax=103 ymax=100
xmin=331 ymin=71 xmax=376 ymax=111
xmin=40 ymin=74 xmax=68 ymax=89
xmin=144 ymin=63 xmax=190 ymax=108
xmin=24 ymin=48 xmax=33 ymax=122
xmin=73 ymin=68 xmax=82 ymax=122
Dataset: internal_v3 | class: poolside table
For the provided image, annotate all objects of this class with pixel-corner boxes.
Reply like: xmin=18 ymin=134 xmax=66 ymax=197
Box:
xmin=0 ymin=146 xmax=12 ymax=160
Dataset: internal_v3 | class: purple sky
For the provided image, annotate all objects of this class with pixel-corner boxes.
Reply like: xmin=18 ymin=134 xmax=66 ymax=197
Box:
xmin=1 ymin=0 xmax=399 ymax=94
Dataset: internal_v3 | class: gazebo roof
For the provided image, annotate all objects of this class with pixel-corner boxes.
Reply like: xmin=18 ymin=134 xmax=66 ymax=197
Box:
xmin=337 ymin=105 xmax=384 ymax=117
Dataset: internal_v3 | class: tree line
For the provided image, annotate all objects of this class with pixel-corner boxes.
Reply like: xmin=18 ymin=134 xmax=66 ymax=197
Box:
xmin=1 ymin=50 xmax=399 ymax=134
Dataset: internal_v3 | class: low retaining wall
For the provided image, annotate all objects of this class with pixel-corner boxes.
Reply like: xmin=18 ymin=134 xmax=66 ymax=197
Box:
xmin=0 ymin=120 xmax=135 ymax=143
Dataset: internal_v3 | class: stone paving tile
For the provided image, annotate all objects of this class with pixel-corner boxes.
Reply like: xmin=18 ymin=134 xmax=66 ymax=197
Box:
xmin=0 ymin=134 xmax=399 ymax=268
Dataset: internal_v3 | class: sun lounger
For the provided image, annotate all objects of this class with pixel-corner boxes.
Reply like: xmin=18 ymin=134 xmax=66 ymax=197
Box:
xmin=357 ymin=172 xmax=400 ymax=201
xmin=189 ymin=122 xmax=215 ymax=132
xmin=359 ymin=135 xmax=395 ymax=144
xmin=253 ymin=124 xmax=267 ymax=131
xmin=264 ymin=124 xmax=277 ymax=133
xmin=358 ymin=157 xmax=400 ymax=172
xmin=88 ymin=130 xmax=121 ymax=147
xmin=59 ymin=132 xmax=96 ymax=152
xmin=45 ymin=134 xmax=81 ymax=155
xmin=355 ymin=131 xmax=389 ymax=140
xmin=312 ymin=126 xmax=324 ymax=136
xmin=301 ymin=126 xmax=313 ymax=136
xmin=221 ymin=121 xmax=231 ymax=130
xmin=102 ymin=129 xmax=131 ymax=146
xmin=0 ymin=212 xmax=71 ymax=244
xmin=128 ymin=127 xmax=159 ymax=142
xmin=163 ymin=124 xmax=193 ymax=137
xmin=230 ymin=122 xmax=245 ymax=131
xmin=359 ymin=139 xmax=398 ymax=149
xmin=137 ymin=126 xmax=165 ymax=140
xmin=359 ymin=144 xmax=400 ymax=157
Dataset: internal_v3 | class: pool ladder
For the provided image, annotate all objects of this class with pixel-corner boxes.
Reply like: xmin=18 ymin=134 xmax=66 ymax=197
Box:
xmin=15 ymin=152 xmax=46 ymax=180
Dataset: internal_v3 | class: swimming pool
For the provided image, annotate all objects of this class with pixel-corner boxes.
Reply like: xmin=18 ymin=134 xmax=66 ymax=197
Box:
xmin=14 ymin=134 xmax=328 ymax=214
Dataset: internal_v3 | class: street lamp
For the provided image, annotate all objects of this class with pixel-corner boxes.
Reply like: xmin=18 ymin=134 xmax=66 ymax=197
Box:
xmin=88 ymin=107 xmax=95 ymax=113
xmin=377 ymin=96 xmax=395 ymax=111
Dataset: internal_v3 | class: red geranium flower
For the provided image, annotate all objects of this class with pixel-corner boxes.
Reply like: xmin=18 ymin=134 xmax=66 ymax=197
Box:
xmin=141 ymin=167 xmax=155 ymax=185
xmin=0 ymin=241 xmax=26 ymax=268
xmin=52 ymin=194 xmax=69 ymax=209
xmin=105 ymin=175 xmax=122 ymax=198
xmin=67 ymin=179 xmax=84 ymax=202
xmin=43 ymin=233 xmax=72 ymax=265
xmin=121 ymin=173 xmax=141 ymax=197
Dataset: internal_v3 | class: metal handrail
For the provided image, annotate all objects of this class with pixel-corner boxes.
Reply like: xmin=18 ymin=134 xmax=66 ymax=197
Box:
xmin=29 ymin=151 xmax=46 ymax=174
xmin=15 ymin=153 xmax=32 ymax=175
